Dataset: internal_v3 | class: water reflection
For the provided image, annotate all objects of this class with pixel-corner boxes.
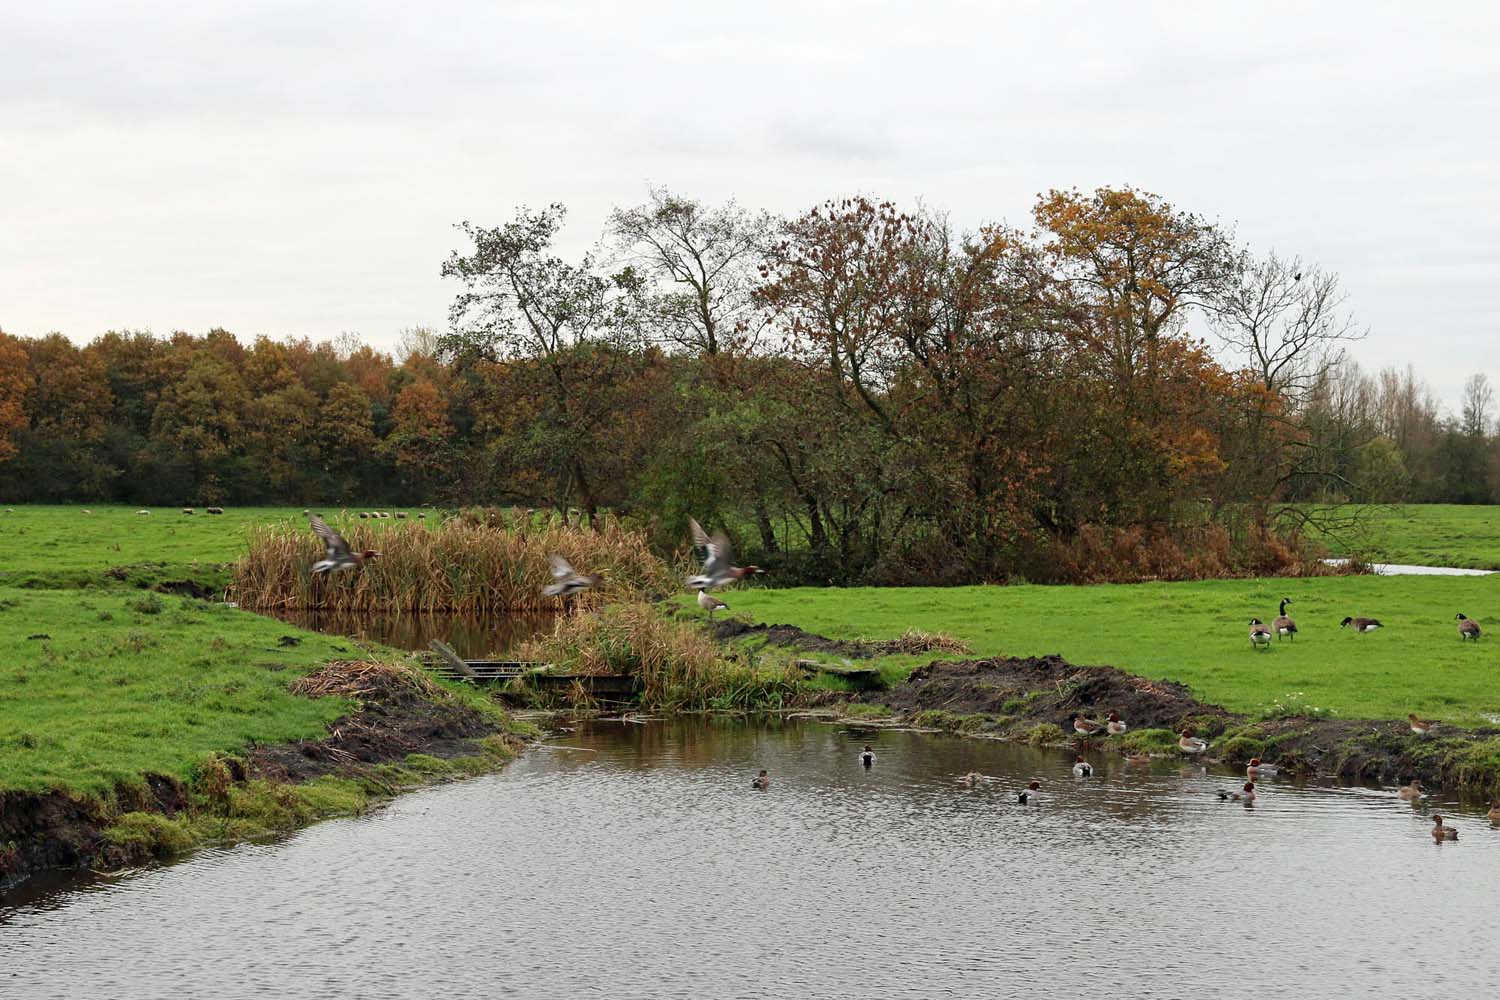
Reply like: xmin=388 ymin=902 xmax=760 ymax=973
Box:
xmin=259 ymin=608 xmax=555 ymax=658
xmin=5 ymin=719 xmax=1499 ymax=997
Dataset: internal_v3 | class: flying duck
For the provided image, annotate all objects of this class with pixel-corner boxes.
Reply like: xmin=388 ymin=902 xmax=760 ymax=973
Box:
xmin=1456 ymin=614 xmax=1482 ymax=641
xmin=860 ymin=745 xmax=875 ymax=767
xmin=1246 ymin=758 xmax=1279 ymax=778
xmin=1072 ymin=756 xmax=1094 ymax=777
xmin=1431 ymin=815 xmax=1459 ymax=841
xmin=1408 ymin=714 xmax=1438 ymax=737
xmin=1340 ymin=616 xmax=1383 ymax=632
xmin=1018 ymin=780 xmax=1041 ymax=804
xmin=697 ymin=589 xmax=729 ymax=618
xmin=751 ymin=769 xmax=770 ymax=790
xmin=686 ymin=517 xmax=763 ymax=590
xmin=1106 ymin=711 xmax=1127 ymax=736
xmin=1178 ymin=729 xmax=1209 ymax=754
xmin=1073 ymin=715 xmax=1105 ymax=737
xmin=309 ymin=515 xmax=380 ymax=574
xmin=543 ymin=553 xmax=603 ymax=597
xmin=1249 ymin=619 xmax=1273 ymax=651
xmin=1398 ymin=779 xmax=1424 ymax=801
xmin=1273 ymin=599 xmax=1297 ymax=641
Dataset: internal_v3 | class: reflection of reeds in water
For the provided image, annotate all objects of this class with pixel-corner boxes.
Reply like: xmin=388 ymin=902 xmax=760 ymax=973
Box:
xmin=521 ymin=603 xmax=802 ymax=711
xmin=231 ymin=518 xmax=677 ymax=613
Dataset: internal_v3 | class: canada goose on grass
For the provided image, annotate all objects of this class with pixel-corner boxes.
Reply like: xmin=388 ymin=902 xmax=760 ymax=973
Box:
xmin=697 ymin=589 xmax=728 ymax=618
xmin=1340 ymin=616 xmax=1382 ymax=633
xmin=1456 ymin=614 xmax=1482 ymax=641
xmin=1249 ymin=619 xmax=1273 ymax=651
xmin=1431 ymin=815 xmax=1458 ymax=841
xmin=1274 ymin=599 xmax=1297 ymax=640
xmin=1072 ymin=756 xmax=1093 ymax=777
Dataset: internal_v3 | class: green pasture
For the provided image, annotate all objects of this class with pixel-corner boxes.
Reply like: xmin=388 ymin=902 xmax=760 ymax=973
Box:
xmin=1306 ymin=503 xmax=1500 ymax=570
xmin=710 ymin=574 xmax=1500 ymax=725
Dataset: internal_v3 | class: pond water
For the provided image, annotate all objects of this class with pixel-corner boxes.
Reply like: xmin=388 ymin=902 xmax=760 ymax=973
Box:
xmin=259 ymin=608 xmax=556 ymax=658
xmin=1322 ymin=558 xmax=1496 ymax=576
xmin=5 ymin=719 xmax=1500 ymax=997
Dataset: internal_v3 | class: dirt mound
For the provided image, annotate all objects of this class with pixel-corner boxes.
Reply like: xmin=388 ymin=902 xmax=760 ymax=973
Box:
xmin=711 ymin=620 xmax=970 ymax=658
xmin=871 ymin=655 xmax=1228 ymax=731
xmin=250 ymin=661 xmax=496 ymax=782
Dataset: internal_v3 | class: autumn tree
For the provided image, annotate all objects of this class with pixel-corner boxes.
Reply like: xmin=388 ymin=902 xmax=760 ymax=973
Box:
xmin=0 ymin=331 xmax=32 ymax=464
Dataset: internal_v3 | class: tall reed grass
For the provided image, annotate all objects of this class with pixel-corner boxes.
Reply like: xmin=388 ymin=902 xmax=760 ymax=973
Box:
xmin=520 ymin=603 xmax=803 ymax=711
xmin=230 ymin=516 xmax=678 ymax=612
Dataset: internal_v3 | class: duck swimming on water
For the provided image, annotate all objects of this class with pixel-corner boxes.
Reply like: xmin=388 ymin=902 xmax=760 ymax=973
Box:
xmin=1431 ymin=815 xmax=1459 ymax=841
xmin=860 ymin=745 xmax=875 ymax=767
xmin=1072 ymin=756 xmax=1094 ymax=777
xmin=1018 ymin=781 xmax=1041 ymax=805
xmin=751 ymin=769 xmax=770 ymax=790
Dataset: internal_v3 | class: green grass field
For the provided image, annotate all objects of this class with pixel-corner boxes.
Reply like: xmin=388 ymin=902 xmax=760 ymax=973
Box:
xmin=712 ymin=575 xmax=1500 ymax=724
xmin=0 ymin=505 xmax=390 ymax=588
xmin=0 ymin=587 xmax=354 ymax=795
xmin=1307 ymin=503 xmax=1500 ymax=570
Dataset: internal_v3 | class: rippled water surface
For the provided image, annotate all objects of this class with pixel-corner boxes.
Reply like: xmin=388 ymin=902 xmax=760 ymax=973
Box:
xmin=5 ymin=719 xmax=1500 ymax=997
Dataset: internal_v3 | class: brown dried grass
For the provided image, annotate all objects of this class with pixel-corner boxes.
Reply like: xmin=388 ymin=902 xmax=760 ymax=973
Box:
xmin=231 ymin=516 xmax=677 ymax=612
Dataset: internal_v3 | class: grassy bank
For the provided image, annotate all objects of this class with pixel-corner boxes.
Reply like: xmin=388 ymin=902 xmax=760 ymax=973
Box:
xmin=1304 ymin=503 xmax=1500 ymax=570
xmin=705 ymin=574 xmax=1500 ymax=724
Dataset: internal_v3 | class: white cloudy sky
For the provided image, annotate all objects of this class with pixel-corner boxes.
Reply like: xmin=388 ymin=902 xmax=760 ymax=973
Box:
xmin=2 ymin=1 xmax=1496 ymax=408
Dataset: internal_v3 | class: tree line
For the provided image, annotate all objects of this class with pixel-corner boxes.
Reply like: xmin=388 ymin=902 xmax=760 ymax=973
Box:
xmin=1 ymin=186 xmax=1495 ymax=583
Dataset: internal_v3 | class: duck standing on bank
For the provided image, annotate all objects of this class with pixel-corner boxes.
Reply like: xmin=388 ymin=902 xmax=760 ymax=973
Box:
xmin=1073 ymin=715 xmax=1105 ymax=738
xmin=1273 ymin=599 xmax=1297 ymax=641
xmin=1340 ymin=616 xmax=1383 ymax=633
xmin=1106 ymin=711 xmax=1127 ymax=736
xmin=1249 ymin=619 xmax=1273 ymax=651
xmin=1178 ymin=729 xmax=1209 ymax=755
xmin=686 ymin=518 xmax=763 ymax=590
xmin=1408 ymin=714 xmax=1438 ymax=737
xmin=309 ymin=515 xmax=380 ymax=574
xmin=1456 ymin=614 xmax=1482 ymax=641
xmin=543 ymin=553 xmax=603 ymax=598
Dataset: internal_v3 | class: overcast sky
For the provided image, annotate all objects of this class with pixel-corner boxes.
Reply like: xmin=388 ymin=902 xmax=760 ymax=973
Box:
xmin=2 ymin=1 xmax=1495 ymax=410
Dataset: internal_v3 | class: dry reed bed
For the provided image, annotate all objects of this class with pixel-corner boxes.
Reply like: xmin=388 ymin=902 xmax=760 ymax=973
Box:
xmin=520 ymin=603 xmax=802 ymax=711
xmin=231 ymin=518 xmax=678 ymax=612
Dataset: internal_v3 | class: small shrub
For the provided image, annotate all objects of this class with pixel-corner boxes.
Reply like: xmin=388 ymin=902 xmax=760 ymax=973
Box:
xmin=106 ymin=812 xmax=194 ymax=857
xmin=912 ymin=709 xmax=960 ymax=729
xmin=1026 ymin=722 xmax=1067 ymax=746
xmin=1121 ymin=728 xmax=1179 ymax=754
xmin=1217 ymin=734 xmax=1268 ymax=765
xmin=125 ymin=593 xmax=164 ymax=615
xmin=842 ymin=703 xmax=894 ymax=720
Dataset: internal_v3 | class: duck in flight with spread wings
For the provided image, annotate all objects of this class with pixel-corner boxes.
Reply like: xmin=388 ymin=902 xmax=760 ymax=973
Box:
xmin=685 ymin=517 xmax=763 ymax=590
xmin=309 ymin=515 xmax=380 ymax=574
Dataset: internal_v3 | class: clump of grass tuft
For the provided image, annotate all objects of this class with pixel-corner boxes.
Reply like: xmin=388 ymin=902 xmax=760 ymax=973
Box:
xmin=1026 ymin=722 xmax=1067 ymax=746
xmin=124 ymin=593 xmax=164 ymax=615
xmin=1121 ymin=728 xmax=1179 ymax=754
xmin=231 ymin=517 xmax=678 ymax=613
xmin=520 ymin=603 xmax=801 ymax=711
xmin=890 ymin=628 xmax=972 ymax=654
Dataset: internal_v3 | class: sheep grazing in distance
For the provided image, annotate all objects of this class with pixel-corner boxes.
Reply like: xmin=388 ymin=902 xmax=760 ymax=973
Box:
xmin=396 ymin=511 xmax=407 ymax=519
xmin=182 ymin=507 xmax=195 ymax=515
xmin=206 ymin=506 xmax=225 ymax=515
xmin=135 ymin=509 xmax=151 ymax=516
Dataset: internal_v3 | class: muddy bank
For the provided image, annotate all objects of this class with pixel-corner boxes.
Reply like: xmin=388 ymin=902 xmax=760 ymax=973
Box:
xmin=847 ymin=654 xmax=1500 ymax=797
xmin=1 ymin=662 xmax=521 ymax=891
xmin=710 ymin=620 xmax=969 ymax=658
